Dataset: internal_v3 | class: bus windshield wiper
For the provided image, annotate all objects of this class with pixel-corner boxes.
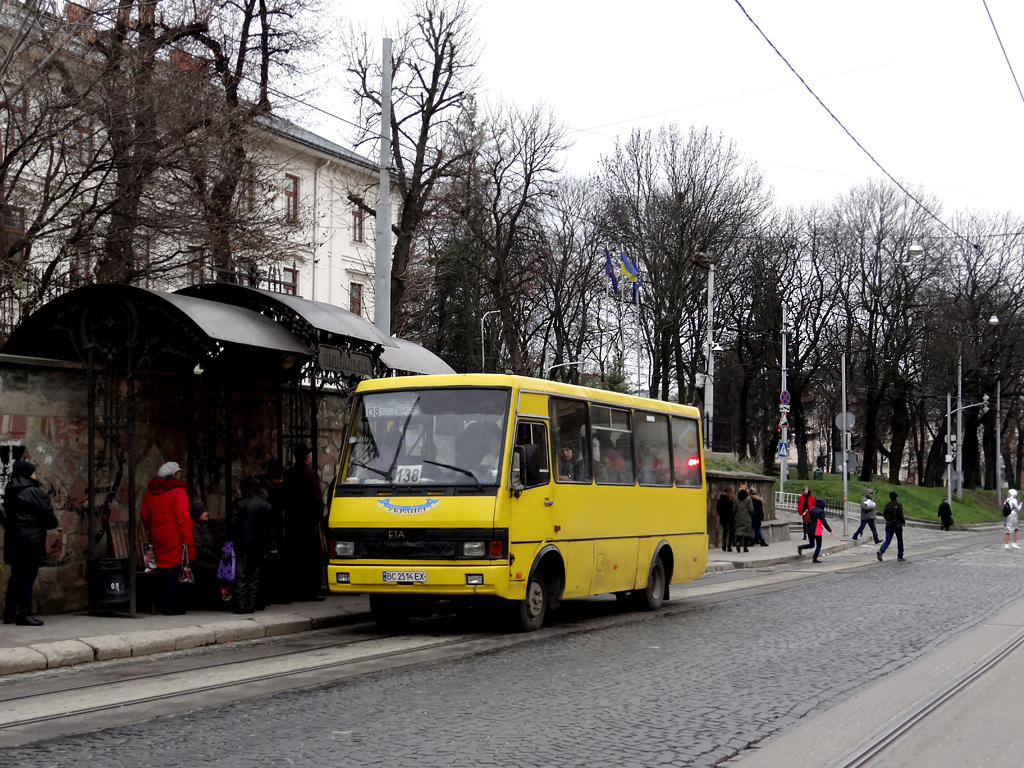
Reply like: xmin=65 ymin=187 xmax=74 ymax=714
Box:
xmin=349 ymin=461 xmax=392 ymax=481
xmin=422 ymin=459 xmax=485 ymax=486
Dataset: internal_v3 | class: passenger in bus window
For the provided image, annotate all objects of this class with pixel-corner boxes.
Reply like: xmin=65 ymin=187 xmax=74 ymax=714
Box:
xmin=557 ymin=443 xmax=583 ymax=481
xmin=599 ymin=446 xmax=629 ymax=484
xmin=479 ymin=423 xmax=503 ymax=481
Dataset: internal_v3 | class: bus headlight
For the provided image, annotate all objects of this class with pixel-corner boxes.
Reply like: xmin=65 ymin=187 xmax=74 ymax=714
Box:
xmin=462 ymin=541 xmax=486 ymax=557
xmin=333 ymin=541 xmax=355 ymax=557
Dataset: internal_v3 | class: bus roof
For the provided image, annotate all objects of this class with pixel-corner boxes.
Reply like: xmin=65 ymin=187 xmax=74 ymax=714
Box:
xmin=356 ymin=373 xmax=703 ymax=419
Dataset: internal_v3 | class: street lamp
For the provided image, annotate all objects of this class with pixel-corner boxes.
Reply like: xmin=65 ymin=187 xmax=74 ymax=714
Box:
xmin=546 ymin=360 xmax=580 ymax=379
xmin=991 ymin=314 xmax=1001 ymax=508
xmin=480 ymin=310 xmax=500 ymax=371
xmin=693 ymin=251 xmax=720 ymax=450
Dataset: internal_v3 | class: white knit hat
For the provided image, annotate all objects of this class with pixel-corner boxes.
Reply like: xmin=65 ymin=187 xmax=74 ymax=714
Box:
xmin=157 ymin=461 xmax=181 ymax=478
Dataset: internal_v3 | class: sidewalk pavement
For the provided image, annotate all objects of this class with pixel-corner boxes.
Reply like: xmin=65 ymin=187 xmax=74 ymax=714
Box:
xmin=0 ymin=518 xmax=953 ymax=678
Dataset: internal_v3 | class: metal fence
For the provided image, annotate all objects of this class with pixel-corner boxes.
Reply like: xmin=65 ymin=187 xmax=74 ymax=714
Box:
xmin=775 ymin=491 xmax=859 ymax=520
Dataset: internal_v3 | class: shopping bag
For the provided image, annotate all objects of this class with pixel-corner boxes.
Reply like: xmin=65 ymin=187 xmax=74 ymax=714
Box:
xmin=216 ymin=540 xmax=236 ymax=581
xmin=142 ymin=542 xmax=158 ymax=573
xmin=178 ymin=544 xmax=195 ymax=584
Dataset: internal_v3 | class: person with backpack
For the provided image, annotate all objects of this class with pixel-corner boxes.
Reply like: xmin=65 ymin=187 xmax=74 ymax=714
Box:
xmin=877 ymin=491 xmax=906 ymax=562
xmin=797 ymin=487 xmax=815 ymax=542
xmin=1003 ymin=489 xmax=1021 ymax=549
xmin=797 ymin=497 xmax=833 ymax=562
xmin=853 ymin=489 xmax=881 ymax=543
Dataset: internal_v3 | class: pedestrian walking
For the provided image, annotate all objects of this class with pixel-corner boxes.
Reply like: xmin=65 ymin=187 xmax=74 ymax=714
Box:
xmin=797 ymin=497 xmax=833 ymax=562
xmin=1 ymin=460 xmax=58 ymax=626
xmin=750 ymin=489 xmax=769 ymax=547
xmin=852 ymin=489 xmax=881 ymax=543
xmin=228 ymin=476 xmax=272 ymax=614
xmin=716 ymin=486 xmax=736 ymax=552
xmin=937 ymin=499 xmax=954 ymax=531
xmin=1003 ymin=489 xmax=1021 ymax=549
xmin=797 ymin=487 xmax=815 ymax=541
xmin=733 ymin=485 xmax=754 ymax=553
xmin=140 ymin=461 xmax=195 ymax=615
xmin=282 ymin=444 xmax=325 ymax=601
xmin=877 ymin=491 xmax=906 ymax=562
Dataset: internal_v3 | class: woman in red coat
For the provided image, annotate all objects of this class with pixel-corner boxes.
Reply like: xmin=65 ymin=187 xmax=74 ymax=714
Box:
xmin=141 ymin=462 xmax=194 ymax=615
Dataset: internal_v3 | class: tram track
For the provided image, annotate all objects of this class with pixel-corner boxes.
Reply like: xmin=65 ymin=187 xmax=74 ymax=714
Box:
xmin=0 ymin=531 xmax=996 ymax=748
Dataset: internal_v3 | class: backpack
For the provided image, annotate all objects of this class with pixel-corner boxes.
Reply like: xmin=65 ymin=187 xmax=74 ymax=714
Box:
xmin=1004 ymin=500 xmax=1013 ymax=518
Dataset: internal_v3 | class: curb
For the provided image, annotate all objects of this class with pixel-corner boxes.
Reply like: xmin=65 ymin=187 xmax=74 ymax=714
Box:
xmin=706 ymin=539 xmax=861 ymax=571
xmin=0 ymin=604 xmax=372 ymax=677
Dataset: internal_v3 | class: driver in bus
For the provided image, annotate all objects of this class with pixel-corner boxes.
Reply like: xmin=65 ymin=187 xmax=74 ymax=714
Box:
xmin=479 ymin=423 xmax=503 ymax=481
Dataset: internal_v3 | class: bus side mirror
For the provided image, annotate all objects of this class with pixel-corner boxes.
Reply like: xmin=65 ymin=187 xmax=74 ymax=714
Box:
xmin=511 ymin=447 xmax=526 ymax=495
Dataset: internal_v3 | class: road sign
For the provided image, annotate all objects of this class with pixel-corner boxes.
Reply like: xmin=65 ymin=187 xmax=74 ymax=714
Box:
xmin=780 ymin=390 xmax=791 ymax=405
xmin=779 ymin=414 xmax=789 ymax=428
xmin=835 ymin=411 xmax=855 ymax=431
xmin=777 ymin=441 xmax=789 ymax=458
xmin=779 ymin=404 xmax=790 ymax=413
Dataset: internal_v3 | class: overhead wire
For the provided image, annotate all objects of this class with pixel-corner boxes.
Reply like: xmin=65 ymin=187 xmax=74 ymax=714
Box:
xmin=730 ymin=0 xmax=963 ymax=243
xmin=981 ymin=0 xmax=1024 ymax=110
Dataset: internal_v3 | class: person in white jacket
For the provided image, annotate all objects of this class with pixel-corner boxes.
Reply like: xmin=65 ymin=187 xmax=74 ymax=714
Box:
xmin=1004 ymin=489 xmax=1021 ymax=549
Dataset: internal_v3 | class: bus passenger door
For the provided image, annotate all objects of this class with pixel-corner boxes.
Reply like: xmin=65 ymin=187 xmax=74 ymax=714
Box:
xmin=508 ymin=421 xmax=553 ymax=591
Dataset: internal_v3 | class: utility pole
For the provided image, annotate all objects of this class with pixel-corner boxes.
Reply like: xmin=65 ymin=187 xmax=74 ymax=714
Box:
xmin=780 ymin=305 xmax=788 ymax=493
xmin=704 ymin=261 xmax=715 ymax=450
xmin=946 ymin=392 xmax=953 ymax=510
xmin=373 ymin=38 xmax=393 ymax=335
xmin=841 ymin=352 xmax=848 ymax=536
xmin=957 ymin=351 xmax=963 ymax=501
xmin=997 ymin=379 xmax=1002 ymax=508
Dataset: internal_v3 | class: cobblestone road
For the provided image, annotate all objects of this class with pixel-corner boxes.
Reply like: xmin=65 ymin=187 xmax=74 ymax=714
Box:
xmin=5 ymin=532 xmax=1022 ymax=768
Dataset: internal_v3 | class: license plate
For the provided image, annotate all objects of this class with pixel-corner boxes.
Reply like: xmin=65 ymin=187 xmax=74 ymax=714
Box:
xmin=382 ymin=570 xmax=427 ymax=584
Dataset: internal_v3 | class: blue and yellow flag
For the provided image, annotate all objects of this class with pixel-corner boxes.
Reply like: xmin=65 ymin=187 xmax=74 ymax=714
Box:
xmin=604 ymin=248 xmax=619 ymax=294
xmin=620 ymin=252 xmax=643 ymax=303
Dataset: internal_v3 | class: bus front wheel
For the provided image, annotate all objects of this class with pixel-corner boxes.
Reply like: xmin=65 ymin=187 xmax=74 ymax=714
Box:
xmin=635 ymin=556 xmax=666 ymax=611
xmin=514 ymin=573 xmax=548 ymax=632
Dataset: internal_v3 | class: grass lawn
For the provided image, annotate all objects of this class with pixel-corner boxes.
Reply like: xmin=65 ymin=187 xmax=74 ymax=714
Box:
xmin=706 ymin=459 xmax=1003 ymax=524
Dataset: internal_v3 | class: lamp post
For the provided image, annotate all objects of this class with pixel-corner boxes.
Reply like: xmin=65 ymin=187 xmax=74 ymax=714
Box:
xmin=693 ymin=252 xmax=718 ymax=450
xmin=991 ymin=314 xmax=1001 ymax=507
xmin=546 ymin=360 xmax=580 ymax=379
xmin=480 ymin=310 xmax=500 ymax=371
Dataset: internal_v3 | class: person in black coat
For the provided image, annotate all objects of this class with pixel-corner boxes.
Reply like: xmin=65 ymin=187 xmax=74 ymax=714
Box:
xmin=282 ymin=444 xmax=325 ymax=601
xmin=2 ymin=460 xmax=58 ymax=626
xmin=228 ymin=476 xmax=272 ymax=614
xmin=716 ymin=486 xmax=736 ymax=552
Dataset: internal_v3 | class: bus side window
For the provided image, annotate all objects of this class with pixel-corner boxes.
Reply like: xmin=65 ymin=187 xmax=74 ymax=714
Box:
xmin=671 ymin=416 xmax=703 ymax=488
xmin=515 ymin=421 xmax=550 ymax=487
xmin=550 ymin=398 xmax=592 ymax=483
xmin=635 ymin=412 xmax=672 ymax=486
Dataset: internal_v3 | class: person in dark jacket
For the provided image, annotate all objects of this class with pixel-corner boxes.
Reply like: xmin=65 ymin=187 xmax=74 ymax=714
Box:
xmin=797 ymin=497 xmax=833 ymax=562
xmin=282 ymin=444 xmax=325 ymax=601
xmin=853 ymin=489 xmax=882 ymax=543
xmin=937 ymin=499 xmax=954 ymax=531
xmin=228 ymin=476 xmax=272 ymax=614
xmin=716 ymin=486 xmax=736 ymax=552
xmin=733 ymin=485 xmax=754 ymax=553
xmin=190 ymin=502 xmax=220 ymax=609
xmin=749 ymin=490 xmax=768 ymax=547
xmin=877 ymin=491 xmax=906 ymax=562
xmin=140 ymin=461 xmax=195 ymax=615
xmin=2 ymin=460 xmax=59 ymax=626
xmin=258 ymin=459 xmax=287 ymax=605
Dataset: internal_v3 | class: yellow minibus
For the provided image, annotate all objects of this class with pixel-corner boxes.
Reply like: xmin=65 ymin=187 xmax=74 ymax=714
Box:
xmin=327 ymin=374 xmax=708 ymax=631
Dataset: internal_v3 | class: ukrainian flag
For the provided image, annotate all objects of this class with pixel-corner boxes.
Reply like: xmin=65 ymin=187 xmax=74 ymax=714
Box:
xmin=620 ymin=252 xmax=643 ymax=303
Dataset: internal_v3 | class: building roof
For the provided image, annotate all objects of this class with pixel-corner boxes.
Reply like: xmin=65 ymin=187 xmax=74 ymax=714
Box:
xmin=259 ymin=114 xmax=378 ymax=172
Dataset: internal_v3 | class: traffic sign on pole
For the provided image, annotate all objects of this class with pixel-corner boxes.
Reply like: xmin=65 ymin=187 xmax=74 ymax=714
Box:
xmin=780 ymin=390 xmax=791 ymax=405
xmin=835 ymin=411 xmax=855 ymax=431
xmin=777 ymin=442 xmax=789 ymax=458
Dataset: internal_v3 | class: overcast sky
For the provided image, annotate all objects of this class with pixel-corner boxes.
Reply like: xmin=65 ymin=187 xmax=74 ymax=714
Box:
xmin=320 ymin=0 xmax=1024 ymax=220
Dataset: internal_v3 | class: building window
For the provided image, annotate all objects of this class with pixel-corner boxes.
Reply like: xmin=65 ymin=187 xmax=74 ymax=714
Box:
xmin=237 ymin=173 xmax=255 ymax=212
xmin=284 ymin=174 xmax=299 ymax=223
xmin=282 ymin=265 xmax=298 ymax=296
xmin=349 ymin=282 xmax=363 ymax=316
xmin=1 ymin=82 xmax=26 ymax=157
xmin=0 ymin=206 xmax=25 ymax=256
xmin=352 ymin=201 xmax=364 ymax=243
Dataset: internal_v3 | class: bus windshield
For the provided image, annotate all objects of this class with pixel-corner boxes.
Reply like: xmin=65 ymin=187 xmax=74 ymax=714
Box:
xmin=341 ymin=388 xmax=510 ymax=486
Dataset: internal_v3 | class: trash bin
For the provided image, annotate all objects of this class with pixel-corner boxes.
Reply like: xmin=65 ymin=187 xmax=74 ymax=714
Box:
xmin=92 ymin=558 xmax=130 ymax=604
xmin=813 ymin=468 xmax=823 ymax=480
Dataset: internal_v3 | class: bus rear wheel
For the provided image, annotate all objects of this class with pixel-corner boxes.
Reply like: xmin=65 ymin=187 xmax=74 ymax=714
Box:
xmin=635 ymin=556 xmax=666 ymax=611
xmin=513 ymin=573 xmax=548 ymax=632
xmin=370 ymin=594 xmax=412 ymax=632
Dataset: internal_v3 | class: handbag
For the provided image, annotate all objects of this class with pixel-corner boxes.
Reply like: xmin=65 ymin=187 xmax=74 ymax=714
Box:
xmin=217 ymin=540 xmax=236 ymax=581
xmin=142 ymin=542 xmax=158 ymax=573
xmin=178 ymin=543 xmax=195 ymax=584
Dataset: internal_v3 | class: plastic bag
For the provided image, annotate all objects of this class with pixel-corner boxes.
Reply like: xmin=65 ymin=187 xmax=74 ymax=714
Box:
xmin=142 ymin=542 xmax=158 ymax=573
xmin=216 ymin=540 xmax=235 ymax=581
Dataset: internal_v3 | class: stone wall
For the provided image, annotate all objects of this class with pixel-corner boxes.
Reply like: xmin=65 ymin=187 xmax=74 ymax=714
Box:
xmin=0 ymin=354 xmax=349 ymax=614
xmin=706 ymin=469 xmax=778 ymax=548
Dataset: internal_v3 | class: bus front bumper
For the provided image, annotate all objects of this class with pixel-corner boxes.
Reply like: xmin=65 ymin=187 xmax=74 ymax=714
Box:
xmin=327 ymin=563 xmax=511 ymax=597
